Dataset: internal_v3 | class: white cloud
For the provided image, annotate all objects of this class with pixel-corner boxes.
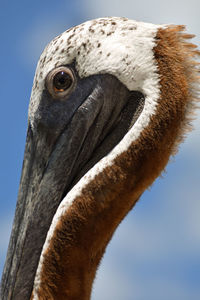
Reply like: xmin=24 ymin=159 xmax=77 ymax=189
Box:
xmin=84 ymin=0 xmax=200 ymax=32
xmin=0 ymin=215 xmax=13 ymax=251
xmin=92 ymin=232 xmax=200 ymax=300
xmin=182 ymin=111 xmax=200 ymax=157
xmin=0 ymin=215 xmax=13 ymax=273
xmin=92 ymin=260 xmax=135 ymax=300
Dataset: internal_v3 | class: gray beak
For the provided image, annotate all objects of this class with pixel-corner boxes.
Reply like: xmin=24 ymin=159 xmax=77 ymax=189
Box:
xmin=0 ymin=72 xmax=144 ymax=300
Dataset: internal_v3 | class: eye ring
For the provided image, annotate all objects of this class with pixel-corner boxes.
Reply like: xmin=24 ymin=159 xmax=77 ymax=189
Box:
xmin=46 ymin=66 xmax=76 ymax=99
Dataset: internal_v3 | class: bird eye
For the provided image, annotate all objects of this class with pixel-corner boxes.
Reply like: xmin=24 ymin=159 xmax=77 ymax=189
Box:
xmin=46 ymin=66 xmax=75 ymax=99
xmin=53 ymin=71 xmax=73 ymax=92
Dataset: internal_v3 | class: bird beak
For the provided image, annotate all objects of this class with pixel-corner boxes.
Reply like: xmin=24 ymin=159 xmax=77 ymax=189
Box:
xmin=1 ymin=74 xmax=144 ymax=299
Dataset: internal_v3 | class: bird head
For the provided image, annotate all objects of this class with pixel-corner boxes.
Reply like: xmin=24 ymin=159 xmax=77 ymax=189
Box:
xmin=1 ymin=17 xmax=199 ymax=300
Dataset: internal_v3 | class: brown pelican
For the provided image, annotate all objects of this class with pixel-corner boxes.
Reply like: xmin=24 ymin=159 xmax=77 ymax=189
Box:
xmin=1 ymin=17 xmax=199 ymax=300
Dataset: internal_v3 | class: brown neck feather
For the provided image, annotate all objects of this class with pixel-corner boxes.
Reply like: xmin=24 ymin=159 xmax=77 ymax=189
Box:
xmin=32 ymin=26 xmax=199 ymax=300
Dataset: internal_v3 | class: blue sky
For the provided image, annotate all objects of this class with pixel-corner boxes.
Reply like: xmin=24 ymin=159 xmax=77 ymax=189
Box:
xmin=0 ymin=0 xmax=199 ymax=299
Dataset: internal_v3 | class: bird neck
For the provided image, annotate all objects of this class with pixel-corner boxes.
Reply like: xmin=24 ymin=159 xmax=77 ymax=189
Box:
xmin=32 ymin=186 xmax=141 ymax=300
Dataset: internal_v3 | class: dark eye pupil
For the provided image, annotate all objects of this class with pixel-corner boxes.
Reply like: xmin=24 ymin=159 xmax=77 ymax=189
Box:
xmin=53 ymin=71 xmax=73 ymax=91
